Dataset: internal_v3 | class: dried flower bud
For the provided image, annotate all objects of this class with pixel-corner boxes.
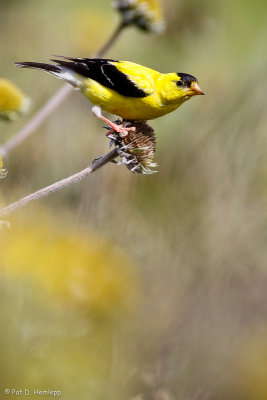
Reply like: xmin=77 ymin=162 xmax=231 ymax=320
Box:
xmin=0 ymin=154 xmax=7 ymax=179
xmin=0 ymin=79 xmax=30 ymax=121
xmin=113 ymin=0 xmax=165 ymax=33
xmin=109 ymin=120 xmax=157 ymax=174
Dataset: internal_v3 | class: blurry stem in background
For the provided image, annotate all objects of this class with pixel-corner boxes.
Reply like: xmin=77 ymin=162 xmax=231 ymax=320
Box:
xmin=0 ymin=19 xmax=127 ymax=158
xmin=0 ymin=148 xmax=118 ymax=218
xmin=0 ymin=85 xmax=72 ymax=157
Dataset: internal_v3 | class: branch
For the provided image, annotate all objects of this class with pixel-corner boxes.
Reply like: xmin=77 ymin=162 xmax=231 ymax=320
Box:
xmin=0 ymin=19 xmax=127 ymax=158
xmin=0 ymin=148 xmax=118 ymax=218
xmin=1 ymin=84 xmax=72 ymax=157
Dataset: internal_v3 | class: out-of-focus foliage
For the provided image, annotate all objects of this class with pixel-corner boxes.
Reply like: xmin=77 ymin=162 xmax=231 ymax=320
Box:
xmin=0 ymin=208 xmax=138 ymax=319
xmin=0 ymin=208 xmax=140 ymax=399
xmin=0 ymin=79 xmax=29 ymax=121
xmin=70 ymin=8 xmax=112 ymax=53
xmin=0 ymin=153 xmax=7 ymax=178
xmin=1 ymin=0 xmax=267 ymax=399
xmin=114 ymin=0 xmax=165 ymax=33
xmin=225 ymin=330 xmax=267 ymax=400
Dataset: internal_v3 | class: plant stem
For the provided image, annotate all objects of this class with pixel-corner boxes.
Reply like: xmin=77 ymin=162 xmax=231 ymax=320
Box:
xmin=0 ymin=19 xmax=127 ymax=158
xmin=1 ymin=84 xmax=72 ymax=157
xmin=0 ymin=148 xmax=118 ymax=218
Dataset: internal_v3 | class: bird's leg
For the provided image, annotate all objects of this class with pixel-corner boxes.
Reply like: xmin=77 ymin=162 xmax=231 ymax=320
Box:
xmin=91 ymin=106 xmax=135 ymax=136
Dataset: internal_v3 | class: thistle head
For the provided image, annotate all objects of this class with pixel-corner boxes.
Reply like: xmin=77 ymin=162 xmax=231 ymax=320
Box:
xmin=0 ymin=79 xmax=30 ymax=121
xmin=109 ymin=120 xmax=157 ymax=174
xmin=113 ymin=0 xmax=165 ymax=33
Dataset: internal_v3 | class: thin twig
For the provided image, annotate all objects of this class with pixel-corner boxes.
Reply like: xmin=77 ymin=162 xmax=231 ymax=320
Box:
xmin=1 ymin=84 xmax=72 ymax=157
xmin=0 ymin=19 xmax=127 ymax=158
xmin=0 ymin=148 xmax=118 ymax=217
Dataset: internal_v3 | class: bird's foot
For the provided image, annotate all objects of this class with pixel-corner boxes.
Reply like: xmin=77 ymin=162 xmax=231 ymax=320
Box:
xmin=91 ymin=106 xmax=135 ymax=137
xmin=107 ymin=121 xmax=135 ymax=137
xmin=104 ymin=121 xmax=136 ymax=138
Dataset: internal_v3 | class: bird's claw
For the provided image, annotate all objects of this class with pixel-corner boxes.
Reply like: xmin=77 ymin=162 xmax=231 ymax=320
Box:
xmin=113 ymin=125 xmax=135 ymax=136
xmin=103 ymin=122 xmax=136 ymax=138
xmin=115 ymin=125 xmax=136 ymax=138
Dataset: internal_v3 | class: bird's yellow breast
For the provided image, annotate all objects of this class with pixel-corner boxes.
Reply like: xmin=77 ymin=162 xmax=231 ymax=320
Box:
xmin=80 ymin=61 xmax=188 ymax=120
xmin=82 ymin=79 xmax=185 ymax=120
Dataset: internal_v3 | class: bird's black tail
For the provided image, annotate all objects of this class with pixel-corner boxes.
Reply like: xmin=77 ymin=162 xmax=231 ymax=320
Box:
xmin=15 ymin=61 xmax=62 ymax=73
xmin=15 ymin=61 xmax=82 ymax=88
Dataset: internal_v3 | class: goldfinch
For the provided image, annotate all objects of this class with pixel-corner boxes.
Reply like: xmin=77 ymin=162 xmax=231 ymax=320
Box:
xmin=15 ymin=57 xmax=204 ymax=134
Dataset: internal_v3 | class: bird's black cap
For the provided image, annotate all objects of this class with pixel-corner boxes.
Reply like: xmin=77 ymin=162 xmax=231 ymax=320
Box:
xmin=177 ymin=73 xmax=197 ymax=87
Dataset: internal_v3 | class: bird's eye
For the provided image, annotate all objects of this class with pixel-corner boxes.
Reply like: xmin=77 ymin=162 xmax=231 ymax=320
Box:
xmin=176 ymin=80 xmax=184 ymax=87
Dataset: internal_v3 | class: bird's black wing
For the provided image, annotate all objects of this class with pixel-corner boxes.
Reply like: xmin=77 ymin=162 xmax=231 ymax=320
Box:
xmin=51 ymin=57 xmax=149 ymax=98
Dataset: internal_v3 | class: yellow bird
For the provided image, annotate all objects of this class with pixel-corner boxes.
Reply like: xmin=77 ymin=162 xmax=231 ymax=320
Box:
xmin=16 ymin=57 xmax=204 ymax=134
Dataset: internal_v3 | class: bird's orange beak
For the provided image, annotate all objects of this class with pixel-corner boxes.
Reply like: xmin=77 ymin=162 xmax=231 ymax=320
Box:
xmin=189 ymin=81 xmax=205 ymax=95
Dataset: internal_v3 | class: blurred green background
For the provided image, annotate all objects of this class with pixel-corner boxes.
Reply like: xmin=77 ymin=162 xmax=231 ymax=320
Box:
xmin=1 ymin=0 xmax=267 ymax=399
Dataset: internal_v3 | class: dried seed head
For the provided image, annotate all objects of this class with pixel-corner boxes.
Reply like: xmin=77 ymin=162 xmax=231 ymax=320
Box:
xmin=0 ymin=79 xmax=30 ymax=121
xmin=0 ymin=154 xmax=7 ymax=179
xmin=113 ymin=0 xmax=165 ymax=33
xmin=109 ymin=120 xmax=157 ymax=174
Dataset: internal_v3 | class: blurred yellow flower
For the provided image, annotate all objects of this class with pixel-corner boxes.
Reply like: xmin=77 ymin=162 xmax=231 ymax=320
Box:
xmin=0 ymin=78 xmax=30 ymax=121
xmin=0 ymin=154 xmax=7 ymax=178
xmin=113 ymin=0 xmax=165 ymax=33
xmin=0 ymin=209 xmax=139 ymax=320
